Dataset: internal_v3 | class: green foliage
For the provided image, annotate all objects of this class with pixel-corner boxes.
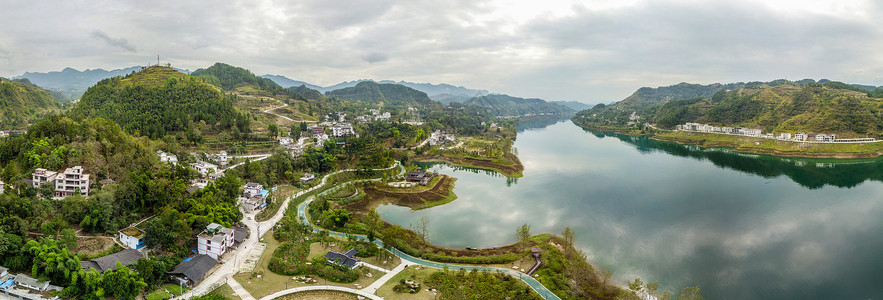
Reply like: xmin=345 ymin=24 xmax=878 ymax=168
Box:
xmin=26 ymin=237 xmax=81 ymax=286
xmin=464 ymin=94 xmax=573 ymax=117
xmin=0 ymin=78 xmax=62 ymax=128
xmin=70 ymin=66 xmax=249 ymax=139
xmin=516 ymin=224 xmax=531 ymax=243
xmin=102 ymin=263 xmax=147 ymax=299
xmin=326 ymin=81 xmax=438 ymax=108
xmin=191 ymin=62 xmax=282 ymax=91
xmin=323 ymin=208 xmax=352 ymax=228
xmin=425 ymin=270 xmax=542 ymax=300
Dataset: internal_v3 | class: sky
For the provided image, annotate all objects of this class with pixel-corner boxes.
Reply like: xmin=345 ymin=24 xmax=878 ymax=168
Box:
xmin=2 ymin=0 xmax=883 ymax=103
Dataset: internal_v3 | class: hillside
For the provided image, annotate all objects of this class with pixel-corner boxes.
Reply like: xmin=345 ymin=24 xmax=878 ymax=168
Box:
xmin=550 ymin=100 xmax=592 ymax=111
xmin=192 ymin=63 xmax=282 ymax=92
xmin=325 ymin=81 xmax=438 ymax=108
xmin=575 ymin=81 xmax=883 ymax=138
xmin=464 ymin=94 xmax=574 ymax=117
xmin=0 ymin=78 xmax=62 ymax=129
xmin=69 ymin=66 xmax=249 ymax=139
xmin=288 ymin=84 xmax=324 ymax=100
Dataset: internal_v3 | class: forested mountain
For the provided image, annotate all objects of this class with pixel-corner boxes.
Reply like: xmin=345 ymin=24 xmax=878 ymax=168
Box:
xmin=0 ymin=78 xmax=62 ymax=129
xmin=288 ymin=84 xmax=324 ymax=100
xmin=464 ymin=94 xmax=574 ymax=117
xmin=575 ymin=81 xmax=883 ymax=138
xmin=431 ymin=93 xmax=473 ymax=105
xmin=325 ymin=81 xmax=438 ymax=108
xmin=69 ymin=66 xmax=249 ymax=139
xmin=192 ymin=63 xmax=282 ymax=91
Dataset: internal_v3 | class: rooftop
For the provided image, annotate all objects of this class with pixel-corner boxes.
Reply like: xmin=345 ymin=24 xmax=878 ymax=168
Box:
xmin=82 ymin=249 xmax=144 ymax=273
xmin=168 ymin=254 xmax=218 ymax=283
xmin=119 ymin=226 xmax=146 ymax=239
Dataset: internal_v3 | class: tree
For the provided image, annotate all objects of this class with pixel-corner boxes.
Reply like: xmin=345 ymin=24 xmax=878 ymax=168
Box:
xmin=60 ymin=228 xmax=77 ymax=251
xmin=677 ymin=285 xmax=704 ymax=300
xmin=27 ymin=238 xmax=81 ymax=286
xmin=323 ymin=208 xmax=352 ymax=228
xmin=562 ymin=226 xmax=575 ymax=257
xmin=415 ymin=215 xmax=430 ymax=246
xmin=102 ymin=263 xmax=147 ymax=299
xmin=628 ymin=277 xmax=644 ymax=293
xmin=516 ymin=223 xmax=531 ymax=243
xmin=268 ymin=123 xmax=279 ymax=138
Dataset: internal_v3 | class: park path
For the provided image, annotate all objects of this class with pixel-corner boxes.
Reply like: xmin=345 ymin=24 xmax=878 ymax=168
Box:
xmin=176 ymin=161 xmax=403 ymax=299
xmin=362 ymin=261 xmax=406 ymax=294
xmin=258 ymin=285 xmax=383 ymax=300
xmin=226 ymin=277 xmax=256 ymax=300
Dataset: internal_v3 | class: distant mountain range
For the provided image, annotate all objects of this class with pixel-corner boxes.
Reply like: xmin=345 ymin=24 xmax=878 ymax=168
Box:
xmin=261 ymin=75 xmax=489 ymax=100
xmin=464 ymin=94 xmax=574 ymax=117
xmin=14 ymin=66 xmax=190 ymax=100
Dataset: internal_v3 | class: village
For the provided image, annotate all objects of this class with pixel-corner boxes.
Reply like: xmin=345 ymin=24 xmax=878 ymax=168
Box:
xmin=676 ymin=122 xmax=878 ymax=143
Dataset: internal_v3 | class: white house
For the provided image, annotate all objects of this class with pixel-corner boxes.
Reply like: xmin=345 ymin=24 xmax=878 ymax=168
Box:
xmin=794 ymin=133 xmax=807 ymax=142
xmin=778 ymin=133 xmax=792 ymax=140
xmin=287 ymin=143 xmax=304 ymax=158
xmin=0 ymin=180 xmax=4 ymax=194
xmin=316 ymin=134 xmax=329 ymax=148
xmin=14 ymin=274 xmax=49 ymax=292
xmin=815 ymin=134 xmax=835 ymax=142
xmin=243 ymin=182 xmax=263 ymax=198
xmin=119 ymin=227 xmax=146 ymax=249
xmin=332 ymin=124 xmax=356 ymax=137
xmin=32 ymin=168 xmax=58 ymax=188
xmin=190 ymin=161 xmax=218 ymax=176
xmin=157 ymin=150 xmax=178 ymax=165
xmin=197 ymin=223 xmax=235 ymax=260
xmin=54 ymin=166 xmax=90 ymax=198
xmin=279 ymin=137 xmax=294 ymax=146
xmin=300 ymin=173 xmax=315 ymax=184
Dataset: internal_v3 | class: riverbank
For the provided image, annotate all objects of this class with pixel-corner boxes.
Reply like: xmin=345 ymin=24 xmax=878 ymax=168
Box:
xmin=653 ymin=131 xmax=883 ymax=158
xmin=413 ymin=153 xmax=524 ymax=178
xmin=345 ymin=175 xmax=458 ymax=212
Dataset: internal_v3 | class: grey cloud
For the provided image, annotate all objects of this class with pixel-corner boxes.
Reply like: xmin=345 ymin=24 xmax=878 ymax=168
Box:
xmin=91 ymin=30 xmax=137 ymax=52
xmin=362 ymin=52 xmax=388 ymax=63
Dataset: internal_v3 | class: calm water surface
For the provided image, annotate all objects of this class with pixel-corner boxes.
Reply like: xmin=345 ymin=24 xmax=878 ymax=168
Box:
xmin=378 ymin=118 xmax=883 ymax=299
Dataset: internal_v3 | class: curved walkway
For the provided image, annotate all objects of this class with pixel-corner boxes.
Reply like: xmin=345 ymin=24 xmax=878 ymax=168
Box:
xmin=177 ymin=161 xmax=404 ymax=299
xmin=259 ymin=285 xmax=383 ymax=300
xmin=296 ymin=198 xmax=562 ymax=300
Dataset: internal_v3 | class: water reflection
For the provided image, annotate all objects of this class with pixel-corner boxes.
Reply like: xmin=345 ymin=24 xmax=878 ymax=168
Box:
xmin=586 ymin=129 xmax=883 ymax=189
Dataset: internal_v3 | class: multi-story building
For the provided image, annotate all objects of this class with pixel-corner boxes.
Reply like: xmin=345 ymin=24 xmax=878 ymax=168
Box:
xmin=32 ymin=168 xmax=58 ymax=188
xmin=0 ymin=180 xmax=4 ymax=194
xmin=311 ymin=126 xmax=325 ymax=135
xmin=197 ymin=223 xmax=235 ymax=260
xmin=287 ymin=143 xmax=304 ymax=158
xmin=118 ymin=227 xmax=146 ymax=250
xmin=794 ymin=133 xmax=807 ymax=142
xmin=54 ymin=166 xmax=90 ymax=197
xmin=332 ymin=124 xmax=356 ymax=137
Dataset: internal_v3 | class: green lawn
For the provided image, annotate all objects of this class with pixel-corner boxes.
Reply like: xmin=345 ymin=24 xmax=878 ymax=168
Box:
xmin=375 ymin=267 xmax=437 ymax=300
xmin=210 ymin=284 xmax=241 ymax=300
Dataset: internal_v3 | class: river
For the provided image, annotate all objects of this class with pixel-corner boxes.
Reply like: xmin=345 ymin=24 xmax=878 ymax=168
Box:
xmin=377 ymin=117 xmax=883 ymax=299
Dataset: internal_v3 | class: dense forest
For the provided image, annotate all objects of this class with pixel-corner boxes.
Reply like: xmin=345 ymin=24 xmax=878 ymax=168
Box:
xmin=464 ymin=94 xmax=573 ymax=117
xmin=325 ymin=81 xmax=439 ymax=108
xmin=0 ymin=78 xmax=62 ymax=129
xmin=191 ymin=62 xmax=283 ymax=91
xmin=69 ymin=66 xmax=250 ymax=139
xmin=576 ymin=80 xmax=883 ymax=138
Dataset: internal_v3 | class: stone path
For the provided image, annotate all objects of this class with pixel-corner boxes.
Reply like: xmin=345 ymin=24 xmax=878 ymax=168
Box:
xmin=227 ymin=277 xmax=256 ymax=300
xmin=259 ymin=285 xmax=383 ymax=300
xmin=362 ymin=261 xmax=406 ymax=293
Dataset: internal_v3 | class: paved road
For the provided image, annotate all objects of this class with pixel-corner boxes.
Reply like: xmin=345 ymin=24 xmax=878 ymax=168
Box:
xmin=296 ymin=198 xmax=563 ymax=300
xmin=262 ymin=103 xmax=295 ymax=122
xmin=258 ymin=285 xmax=383 ymax=300
xmin=176 ymin=161 xmax=403 ymax=299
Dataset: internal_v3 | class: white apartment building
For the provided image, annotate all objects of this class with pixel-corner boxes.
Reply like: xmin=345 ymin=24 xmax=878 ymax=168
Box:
xmin=778 ymin=133 xmax=792 ymax=140
xmin=0 ymin=180 xmax=4 ymax=194
xmin=794 ymin=133 xmax=807 ymax=142
xmin=279 ymin=137 xmax=294 ymax=146
xmin=54 ymin=166 xmax=90 ymax=197
xmin=32 ymin=168 xmax=58 ymax=188
xmin=287 ymin=143 xmax=304 ymax=158
xmin=197 ymin=223 xmax=235 ymax=260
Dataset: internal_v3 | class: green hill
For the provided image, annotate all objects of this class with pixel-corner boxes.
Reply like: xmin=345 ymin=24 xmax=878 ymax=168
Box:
xmin=288 ymin=84 xmax=324 ymax=100
xmin=463 ymin=94 xmax=573 ymax=117
xmin=576 ymin=81 xmax=883 ymax=138
xmin=0 ymin=78 xmax=62 ymax=129
xmin=192 ymin=62 xmax=282 ymax=92
xmin=325 ymin=81 xmax=438 ymax=108
xmin=70 ymin=66 xmax=249 ymax=139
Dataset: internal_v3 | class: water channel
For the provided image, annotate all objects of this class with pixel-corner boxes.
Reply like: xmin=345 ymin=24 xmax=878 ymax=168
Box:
xmin=377 ymin=117 xmax=883 ymax=299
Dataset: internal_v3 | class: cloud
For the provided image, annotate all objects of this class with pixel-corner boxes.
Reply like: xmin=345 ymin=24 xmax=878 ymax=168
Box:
xmin=91 ymin=30 xmax=137 ymax=52
xmin=362 ymin=52 xmax=388 ymax=63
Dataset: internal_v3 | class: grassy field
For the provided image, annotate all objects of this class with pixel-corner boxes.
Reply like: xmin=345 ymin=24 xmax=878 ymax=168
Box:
xmin=210 ymin=284 xmax=241 ymax=300
xmin=145 ymin=284 xmax=187 ymax=300
xmin=257 ymin=185 xmax=302 ymax=222
xmin=655 ymin=131 xmax=883 ymax=158
xmin=375 ymin=267 xmax=437 ymax=300
xmin=276 ymin=290 xmax=358 ymax=300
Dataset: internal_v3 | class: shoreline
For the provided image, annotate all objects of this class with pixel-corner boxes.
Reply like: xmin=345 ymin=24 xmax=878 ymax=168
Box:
xmin=573 ymin=120 xmax=883 ymax=159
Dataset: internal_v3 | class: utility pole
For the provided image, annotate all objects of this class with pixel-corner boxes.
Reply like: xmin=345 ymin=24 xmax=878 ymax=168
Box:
xmin=157 ymin=55 xmax=160 ymax=66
